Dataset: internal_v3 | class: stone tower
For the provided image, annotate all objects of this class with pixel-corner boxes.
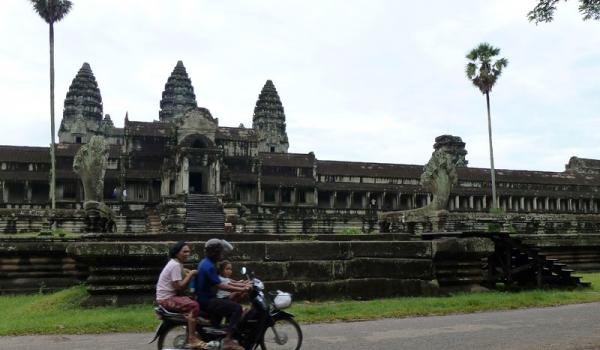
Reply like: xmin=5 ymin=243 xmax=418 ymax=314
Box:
xmin=159 ymin=61 xmax=198 ymax=122
xmin=58 ymin=63 xmax=104 ymax=144
xmin=252 ymin=80 xmax=289 ymax=153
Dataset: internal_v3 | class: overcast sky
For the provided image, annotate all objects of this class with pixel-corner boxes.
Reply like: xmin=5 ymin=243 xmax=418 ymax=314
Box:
xmin=1 ymin=0 xmax=599 ymax=172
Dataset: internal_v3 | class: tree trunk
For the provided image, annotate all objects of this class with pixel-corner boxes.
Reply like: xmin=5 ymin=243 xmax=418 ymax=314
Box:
xmin=486 ymin=92 xmax=497 ymax=210
xmin=49 ymin=22 xmax=56 ymax=211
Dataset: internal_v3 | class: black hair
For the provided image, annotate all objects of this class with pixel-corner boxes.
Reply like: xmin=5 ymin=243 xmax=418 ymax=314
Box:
xmin=217 ymin=260 xmax=232 ymax=274
xmin=169 ymin=241 xmax=188 ymax=259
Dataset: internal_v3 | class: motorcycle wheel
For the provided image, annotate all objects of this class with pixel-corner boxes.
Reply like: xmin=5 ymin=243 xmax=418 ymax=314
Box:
xmin=260 ymin=318 xmax=303 ymax=350
xmin=157 ymin=324 xmax=188 ymax=350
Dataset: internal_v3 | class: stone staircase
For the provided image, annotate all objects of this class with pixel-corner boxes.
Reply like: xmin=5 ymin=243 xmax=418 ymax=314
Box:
xmin=146 ymin=210 xmax=163 ymax=234
xmin=185 ymin=194 xmax=225 ymax=234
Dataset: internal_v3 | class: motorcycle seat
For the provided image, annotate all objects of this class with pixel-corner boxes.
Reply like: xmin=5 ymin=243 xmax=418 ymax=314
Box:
xmin=155 ymin=306 xmax=212 ymax=325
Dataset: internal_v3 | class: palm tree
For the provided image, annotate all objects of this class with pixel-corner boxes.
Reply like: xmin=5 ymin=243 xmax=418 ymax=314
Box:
xmin=466 ymin=43 xmax=508 ymax=211
xmin=30 ymin=0 xmax=73 ymax=210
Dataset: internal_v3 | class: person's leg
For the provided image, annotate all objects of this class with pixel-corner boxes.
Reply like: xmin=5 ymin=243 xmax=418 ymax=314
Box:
xmin=169 ymin=297 xmax=206 ymax=348
xmin=207 ymin=299 xmax=243 ymax=350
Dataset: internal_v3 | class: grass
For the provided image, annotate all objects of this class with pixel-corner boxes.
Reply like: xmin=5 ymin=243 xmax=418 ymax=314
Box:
xmin=1 ymin=273 xmax=599 ymax=336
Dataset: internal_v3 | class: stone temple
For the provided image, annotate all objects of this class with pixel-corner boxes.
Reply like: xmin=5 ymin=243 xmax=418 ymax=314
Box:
xmin=1 ymin=60 xmax=600 ymax=234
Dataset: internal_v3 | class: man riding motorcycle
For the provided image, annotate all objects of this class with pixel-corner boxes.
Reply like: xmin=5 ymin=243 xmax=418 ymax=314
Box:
xmin=196 ymin=239 xmax=249 ymax=350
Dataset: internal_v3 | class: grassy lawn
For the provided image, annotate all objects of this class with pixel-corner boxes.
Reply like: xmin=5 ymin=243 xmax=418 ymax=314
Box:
xmin=1 ymin=273 xmax=599 ymax=336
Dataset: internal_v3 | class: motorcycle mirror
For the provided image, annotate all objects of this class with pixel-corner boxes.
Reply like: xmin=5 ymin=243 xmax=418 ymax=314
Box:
xmin=241 ymin=267 xmax=247 ymax=275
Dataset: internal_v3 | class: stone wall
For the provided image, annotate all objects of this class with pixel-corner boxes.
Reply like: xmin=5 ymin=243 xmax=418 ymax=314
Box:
xmin=0 ymin=207 xmax=148 ymax=234
xmin=65 ymin=238 xmax=492 ymax=306
xmin=242 ymin=208 xmax=380 ymax=234
xmin=0 ymin=239 xmax=88 ymax=294
xmin=385 ymin=211 xmax=600 ymax=235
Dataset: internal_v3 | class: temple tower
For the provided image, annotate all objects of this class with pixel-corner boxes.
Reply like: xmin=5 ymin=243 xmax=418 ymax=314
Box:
xmin=58 ymin=63 xmax=104 ymax=144
xmin=252 ymin=80 xmax=289 ymax=153
xmin=159 ymin=61 xmax=198 ymax=122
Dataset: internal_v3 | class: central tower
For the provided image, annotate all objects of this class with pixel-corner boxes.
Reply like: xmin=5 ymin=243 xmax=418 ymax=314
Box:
xmin=252 ymin=80 xmax=289 ymax=153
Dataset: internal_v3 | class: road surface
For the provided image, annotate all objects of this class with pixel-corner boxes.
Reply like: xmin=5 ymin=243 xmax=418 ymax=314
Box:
xmin=2 ymin=302 xmax=600 ymax=350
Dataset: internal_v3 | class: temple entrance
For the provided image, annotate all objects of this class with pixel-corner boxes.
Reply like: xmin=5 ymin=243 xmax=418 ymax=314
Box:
xmin=189 ymin=172 xmax=204 ymax=194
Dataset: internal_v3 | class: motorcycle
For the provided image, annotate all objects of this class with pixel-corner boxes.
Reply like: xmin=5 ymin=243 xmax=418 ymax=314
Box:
xmin=150 ymin=267 xmax=303 ymax=350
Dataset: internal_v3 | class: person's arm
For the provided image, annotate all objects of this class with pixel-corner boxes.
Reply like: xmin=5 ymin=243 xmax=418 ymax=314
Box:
xmin=217 ymin=280 xmax=250 ymax=293
xmin=171 ymin=269 xmax=197 ymax=290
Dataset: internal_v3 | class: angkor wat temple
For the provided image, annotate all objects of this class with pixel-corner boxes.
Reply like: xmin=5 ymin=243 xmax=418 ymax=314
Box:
xmin=2 ymin=61 xmax=600 ymax=234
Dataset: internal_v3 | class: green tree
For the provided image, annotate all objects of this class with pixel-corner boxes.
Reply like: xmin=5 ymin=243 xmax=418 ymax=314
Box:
xmin=465 ymin=43 xmax=508 ymax=211
xmin=29 ymin=0 xmax=73 ymax=210
xmin=528 ymin=0 xmax=600 ymax=23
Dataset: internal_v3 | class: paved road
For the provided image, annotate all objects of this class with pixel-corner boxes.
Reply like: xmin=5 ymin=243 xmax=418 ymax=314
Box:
xmin=2 ymin=302 xmax=600 ymax=350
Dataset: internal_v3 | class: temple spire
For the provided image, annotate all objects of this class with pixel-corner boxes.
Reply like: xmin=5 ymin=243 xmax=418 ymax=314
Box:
xmin=62 ymin=62 xmax=103 ymax=122
xmin=159 ymin=60 xmax=198 ymax=121
xmin=252 ymin=80 xmax=289 ymax=153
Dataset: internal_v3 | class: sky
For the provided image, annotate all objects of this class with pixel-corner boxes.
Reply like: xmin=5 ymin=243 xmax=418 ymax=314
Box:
xmin=1 ymin=0 xmax=599 ymax=172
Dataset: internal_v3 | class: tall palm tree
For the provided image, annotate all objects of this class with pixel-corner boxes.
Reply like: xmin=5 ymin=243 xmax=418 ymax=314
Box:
xmin=30 ymin=0 xmax=73 ymax=210
xmin=466 ymin=43 xmax=508 ymax=211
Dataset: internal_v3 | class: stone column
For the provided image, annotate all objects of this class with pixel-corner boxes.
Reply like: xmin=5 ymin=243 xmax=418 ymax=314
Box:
xmin=545 ymin=197 xmax=550 ymax=211
xmin=508 ymin=196 xmax=513 ymax=211
xmin=482 ymin=195 xmax=487 ymax=209
xmin=277 ymin=186 xmax=282 ymax=206
xmin=469 ymin=196 xmax=474 ymax=209
xmin=349 ymin=191 xmax=354 ymax=209
xmin=454 ymin=195 xmax=460 ymax=210
xmin=25 ymin=181 xmax=31 ymax=202
xmin=568 ymin=198 xmax=573 ymax=212
xmin=1 ymin=181 xmax=6 ymax=203
xmin=333 ymin=191 xmax=337 ymax=208
xmin=366 ymin=192 xmax=371 ymax=209
xmin=520 ymin=197 xmax=525 ymax=211
xmin=291 ymin=188 xmax=297 ymax=205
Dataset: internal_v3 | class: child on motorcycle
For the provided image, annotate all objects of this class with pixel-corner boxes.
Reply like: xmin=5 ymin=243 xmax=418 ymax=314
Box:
xmin=156 ymin=241 xmax=207 ymax=349
xmin=216 ymin=260 xmax=250 ymax=303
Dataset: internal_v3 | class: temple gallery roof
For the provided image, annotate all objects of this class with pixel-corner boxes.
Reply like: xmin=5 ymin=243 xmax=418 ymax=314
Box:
xmin=317 ymin=160 xmax=423 ymax=178
xmin=260 ymin=152 xmax=315 ymax=167
xmin=126 ymin=121 xmax=173 ymax=137
xmin=0 ymin=146 xmax=50 ymax=163
xmin=216 ymin=127 xmax=258 ymax=142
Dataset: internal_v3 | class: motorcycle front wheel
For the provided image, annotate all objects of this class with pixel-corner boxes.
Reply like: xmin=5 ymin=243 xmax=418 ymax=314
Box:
xmin=157 ymin=324 xmax=188 ymax=350
xmin=260 ymin=318 xmax=303 ymax=350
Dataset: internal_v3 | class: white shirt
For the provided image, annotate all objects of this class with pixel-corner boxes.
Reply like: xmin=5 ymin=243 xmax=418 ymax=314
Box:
xmin=156 ymin=259 xmax=182 ymax=300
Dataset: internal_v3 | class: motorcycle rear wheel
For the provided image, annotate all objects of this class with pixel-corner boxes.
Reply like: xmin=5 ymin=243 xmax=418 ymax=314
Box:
xmin=157 ymin=324 xmax=188 ymax=350
xmin=260 ymin=318 xmax=303 ymax=350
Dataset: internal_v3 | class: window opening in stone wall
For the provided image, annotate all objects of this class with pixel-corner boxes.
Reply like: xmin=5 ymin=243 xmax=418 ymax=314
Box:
xmin=281 ymin=188 xmax=292 ymax=203
xmin=298 ymin=190 xmax=307 ymax=203
xmin=264 ymin=189 xmax=276 ymax=203
xmin=318 ymin=191 xmax=331 ymax=208
xmin=270 ymin=146 xmax=275 ymax=153
xmin=352 ymin=192 xmax=363 ymax=209
xmin=63 ymin=182 xmax=77 ymax=199
xmin=75 ymin=136 xmax=82 ymax=144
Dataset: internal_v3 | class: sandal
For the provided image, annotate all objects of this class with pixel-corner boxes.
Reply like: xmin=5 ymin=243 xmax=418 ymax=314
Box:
xmin=186 ymin=338 xmax=208 ymax=349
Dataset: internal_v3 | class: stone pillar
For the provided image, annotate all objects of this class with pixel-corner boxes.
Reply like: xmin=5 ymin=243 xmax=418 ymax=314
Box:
xmin=333 ymin=191 xmax=337 ymax=208
xmin=291 ymin=188 xmax=297 ymax=205
xmin=454 ymin=195 xmax=460 ymax=210
xmin=397 ymin=192 xmax=402 ymax=210
xmin=482 ymin=195 xmax=487 ymax=209
xmin=568 ymin=198 xmax=573 ymax=212
xmin=469 ymin=196 xmax=474 ymax=209
xmin=1 ymin=181 xmax=6 ymax=203
xmin=349 ymin=191 xmax=354 ymax=209
xmin=545 ymin=197 xmax=550 ymax=211
xmin=519 ymin=197 xmax=525 ymax=211
xmin=25 ymin=181 xmax=32 ymax=202
xmin=366 ymin=192 xmax=371 ymax=209
xmin=277 ymin=186 xmax=282 ymax=206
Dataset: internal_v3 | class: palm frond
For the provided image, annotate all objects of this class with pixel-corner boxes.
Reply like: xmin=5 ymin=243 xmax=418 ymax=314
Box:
xmin=29 ymin=0 xmax=73 ymax=23
xmin=580 ymin=0 xmax=600 ymax=20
